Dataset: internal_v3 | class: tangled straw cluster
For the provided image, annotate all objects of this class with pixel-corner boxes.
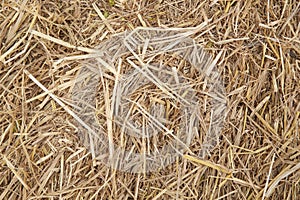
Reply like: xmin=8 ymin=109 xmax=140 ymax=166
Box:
xmin=72 ymin=28 xmax=227 ymax=173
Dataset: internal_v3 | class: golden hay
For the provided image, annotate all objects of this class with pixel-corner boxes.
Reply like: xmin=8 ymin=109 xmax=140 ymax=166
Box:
xmin=0 ymin=0 xmax=299 ymax=199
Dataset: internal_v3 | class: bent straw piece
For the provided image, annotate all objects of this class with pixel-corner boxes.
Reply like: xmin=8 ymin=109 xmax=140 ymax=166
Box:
xmin=183 ymin=154 xmax=231 ymax=174
xmin=30 ymin=30 xmax=99 ymax=54
xmin=265 ymin=162 xmax=300 ymax=197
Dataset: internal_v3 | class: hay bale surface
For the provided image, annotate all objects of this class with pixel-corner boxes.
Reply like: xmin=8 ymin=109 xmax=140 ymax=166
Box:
xmin=0 ymin=0 xmax=299 ymax=199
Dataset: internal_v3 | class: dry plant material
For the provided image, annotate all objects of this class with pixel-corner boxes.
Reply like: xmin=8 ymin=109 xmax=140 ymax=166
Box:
xmin=72 ymin=28 xmax=227 ymax=173
xmin=0 ymin=0 xmax=299 ymax=199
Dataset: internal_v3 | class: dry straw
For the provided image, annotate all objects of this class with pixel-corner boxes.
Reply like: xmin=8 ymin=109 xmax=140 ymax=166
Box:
xmin=72 ymin=27 xmax=227 ymax=173
xmin=0 ymin=0 xmax=299 ymax=199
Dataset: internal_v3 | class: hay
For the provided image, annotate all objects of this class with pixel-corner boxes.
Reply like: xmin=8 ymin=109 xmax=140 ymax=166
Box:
xmin=71 ymin=27 xmax=227 ymax=173
xmin=1 ymin=0 xmax=299 ymax=199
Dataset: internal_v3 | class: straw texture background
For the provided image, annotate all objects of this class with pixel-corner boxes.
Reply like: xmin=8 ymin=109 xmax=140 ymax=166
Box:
xmin=0 ymin=0 xmax=299 ymax=199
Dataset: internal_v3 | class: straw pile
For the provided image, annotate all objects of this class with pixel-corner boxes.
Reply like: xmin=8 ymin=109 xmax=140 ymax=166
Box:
xmin=1 ymin=0 xmax=299 ymax=199
xmin=71 ymin=27 xmax=227 ymax=174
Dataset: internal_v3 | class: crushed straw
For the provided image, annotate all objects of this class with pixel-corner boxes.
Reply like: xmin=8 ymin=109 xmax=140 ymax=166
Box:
xmin=0 ymin=0 xmax=299 ymax=199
